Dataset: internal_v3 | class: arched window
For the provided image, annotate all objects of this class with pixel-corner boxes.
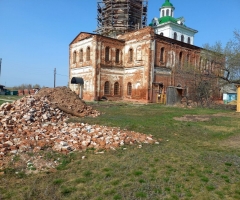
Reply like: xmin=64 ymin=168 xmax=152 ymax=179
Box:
xmin=114 ymin=82 xmax=119 ymax=95
xmin=129 ymin=48 xmax=133 ymax=62
xmin=179 ymin=52 xmax=183 ymax=68
xmin=174 ymin=32 xmax=177 ymax=40
xmin=160 ymin=47 xmax=164 ymax=62
xmin=79 ymin=49 xmax=83 ymax=62
xmin=116 ymin=49 xmax=120 ymax=63
xmin=160 ymin=32 xmax=164 ymax=36
xmin=105 ymin=47 xmax=110 ymax=61
xmin=181 ymin=35 xmax=184 ymax=42
xmin=166 ymin=9 xmax=169 ymax=16
xmin=73 ymin=51 xmax=76 ymax=64
xmin=171 ymin=9 xmax=173 ymax=17
xmin=86 ymin=47 xmax=90 ymax=61
xmin=162 ymin=10 xmax=165 ymax=17
xmin=104 ymin=81 xmax=110 ymax=95
xmin=187 ymin=37 xmax=191 ymax=44
xmin=127 ymin=82 xmax=132 ymax=96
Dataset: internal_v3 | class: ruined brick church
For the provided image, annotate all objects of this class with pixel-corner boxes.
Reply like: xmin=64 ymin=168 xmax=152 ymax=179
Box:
xmin=69 ymin=0 xmax=221 ymax=104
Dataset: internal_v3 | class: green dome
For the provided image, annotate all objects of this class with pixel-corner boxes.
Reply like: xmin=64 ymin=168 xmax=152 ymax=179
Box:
xmin=162 ymin=0 xmax=174 ymax=8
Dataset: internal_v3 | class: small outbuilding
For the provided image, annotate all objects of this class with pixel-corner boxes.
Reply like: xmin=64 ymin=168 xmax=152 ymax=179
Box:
xmin=222 ymin=85 xmax=237 ymax=104
xmin=0 ymin=85 xmax=5 ymax=95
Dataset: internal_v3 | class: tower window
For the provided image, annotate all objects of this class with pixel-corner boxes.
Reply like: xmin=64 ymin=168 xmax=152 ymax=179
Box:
xmin=79 ymin=49 xmax=83 ymax=62
xmin=86 ymin=47 xmax=90 ymax=61
xmin=160 ymin=32 xmax=164 ymax=36
xmin=129 ymin=48 xmax=133 ymax=62
xmin=181 ymin=35 xmax=184 ymax=42
xmin=187 ymin=37 xmax=191 ymax=44
xmin=179 ymin=52 xmax=183 ymax=68
xmin=114 ymin=82 xmax=119 ymax=95
xmin=160 ymin=47 xmax=165 ymax=62
xmin=127 ymin=82 xmax=132 ymax=96
xmin=105 ymin=47 xmax=110 ymax=61
xmin=116 ymin=49 xmax=120 ymax=63
xmin=174 ymin=32 xmax=177 ymax=40
xmin=166 ymin=9 xmax=169 ymax=16
xmin=171 ymin=9 xmax=173 ymax=17
xmin=162 ymin=10 xmax=165 ymax=17
xmin=73 ymin=51 xmax=76 ymax=64
xmin=104 ymin=81 xmax=110 ymax=95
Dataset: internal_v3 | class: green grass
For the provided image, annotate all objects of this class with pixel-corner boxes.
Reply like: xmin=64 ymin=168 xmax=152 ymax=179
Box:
xmin=0 ymin=95 xmax=21 ymax=101
xmin=0 ymin=102 xmax=240 ymax=199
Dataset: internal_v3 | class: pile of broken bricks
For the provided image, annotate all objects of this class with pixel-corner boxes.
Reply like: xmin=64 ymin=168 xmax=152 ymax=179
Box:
xmin=0 ymin=95 xmax=158 ymax=160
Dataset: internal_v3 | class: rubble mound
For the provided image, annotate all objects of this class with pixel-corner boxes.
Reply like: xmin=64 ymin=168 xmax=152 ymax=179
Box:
xmin=0 ymin=92 xmax=157 ymax=170
xmin=36 ymin=87 xmax=99 ymax=117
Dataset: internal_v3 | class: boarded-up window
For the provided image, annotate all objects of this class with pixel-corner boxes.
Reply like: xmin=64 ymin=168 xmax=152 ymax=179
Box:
xmin=104 ymin=81 xmax=110 ymax=95
xmin=86 ymin=47 xmax=90 ymax=61
xmin=105 ymin=47 xmax=110 ymax=61
xmin=136 ymin=46 xmax=142 ymax=61
xmin=127 ymin=82 xmax=132 ymax=96
xmin=129 ymin=48 xmax=133 ymax=62
xmin=114 ymin=82 xmax=119 ymax=95
xmin=79 ymin=49 xmax=83 ymax=62
xmin=116 ymin=49 xmax=120 ymax=63
xmin=160 ymin=47 xmax=164 ymax=62
xmin=73 ymin=51 xmax=76 ymax=64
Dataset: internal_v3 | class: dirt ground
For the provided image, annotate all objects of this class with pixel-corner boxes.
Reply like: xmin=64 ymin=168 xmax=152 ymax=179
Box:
xmin=36 ymin=87 xmax=100 ymax=117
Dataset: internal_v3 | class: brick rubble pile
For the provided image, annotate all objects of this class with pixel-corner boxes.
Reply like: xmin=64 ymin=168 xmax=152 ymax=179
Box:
xmin=0 ymin=95 xmax=157 ymax=161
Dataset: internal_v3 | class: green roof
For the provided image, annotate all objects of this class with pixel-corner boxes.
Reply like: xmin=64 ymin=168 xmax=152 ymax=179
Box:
xmin=159 ymin=16 xmax=177 ymax=24
xmin=149 ymin=16 xmax=187 ymax=27
xmin=162 ymin=0 xmax=174 ymax=8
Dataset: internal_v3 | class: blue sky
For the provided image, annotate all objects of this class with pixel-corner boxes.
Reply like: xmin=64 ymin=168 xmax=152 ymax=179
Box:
xmin=0 ymin=0 xmax=239 ymax=87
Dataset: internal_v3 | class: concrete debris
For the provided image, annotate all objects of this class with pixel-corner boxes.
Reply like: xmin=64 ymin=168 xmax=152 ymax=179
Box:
xmin=0 ymin=91 xmax=157 ymax=168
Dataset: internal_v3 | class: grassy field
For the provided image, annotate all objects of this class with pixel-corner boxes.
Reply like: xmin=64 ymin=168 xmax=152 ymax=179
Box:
xmin=0 ymin=95 xmax=22 ymax=101
xmin=0 ymin=102 xmax=240 ymax=199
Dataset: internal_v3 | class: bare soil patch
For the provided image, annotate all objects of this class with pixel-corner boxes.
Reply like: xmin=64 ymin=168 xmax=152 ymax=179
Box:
xmin=174 ymin=115 xmax=211 ymax=122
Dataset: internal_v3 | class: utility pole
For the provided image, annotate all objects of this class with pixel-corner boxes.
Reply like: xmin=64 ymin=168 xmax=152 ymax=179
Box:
xmin=54 ymin=68 xmax=56 ymax=88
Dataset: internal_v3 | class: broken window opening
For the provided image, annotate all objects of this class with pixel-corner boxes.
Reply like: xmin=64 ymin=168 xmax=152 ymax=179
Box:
xmin=79 ymin=49 xmax=83 ymax=62
xmin=116 ymin=49 xmax=120 ymax=63
xmin=73 ymin=51 xmax=76 ymax=64
xmin=127 ymin=82 xmax=132 ymax=96
xmin=160 ymin=47 xmax=165 ymax=62
xmin=129 ymin=48 xmax=133 ymax=62
xmin=86 ymin=47 xmax=90 ymax=61
xmin=105 ymin=46 xmax=110 ymax=61
xmin=179 ymin=52 xmax=183 ymax=68
xmin=104 ymin=81 xmax=110 ymax=95
xmin=114 ymin=82 xmax=119 ymax=95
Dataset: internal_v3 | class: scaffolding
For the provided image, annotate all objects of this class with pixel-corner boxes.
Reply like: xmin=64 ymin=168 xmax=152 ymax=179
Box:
xmin=96 ymin=0 xmax=148 ymax=37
